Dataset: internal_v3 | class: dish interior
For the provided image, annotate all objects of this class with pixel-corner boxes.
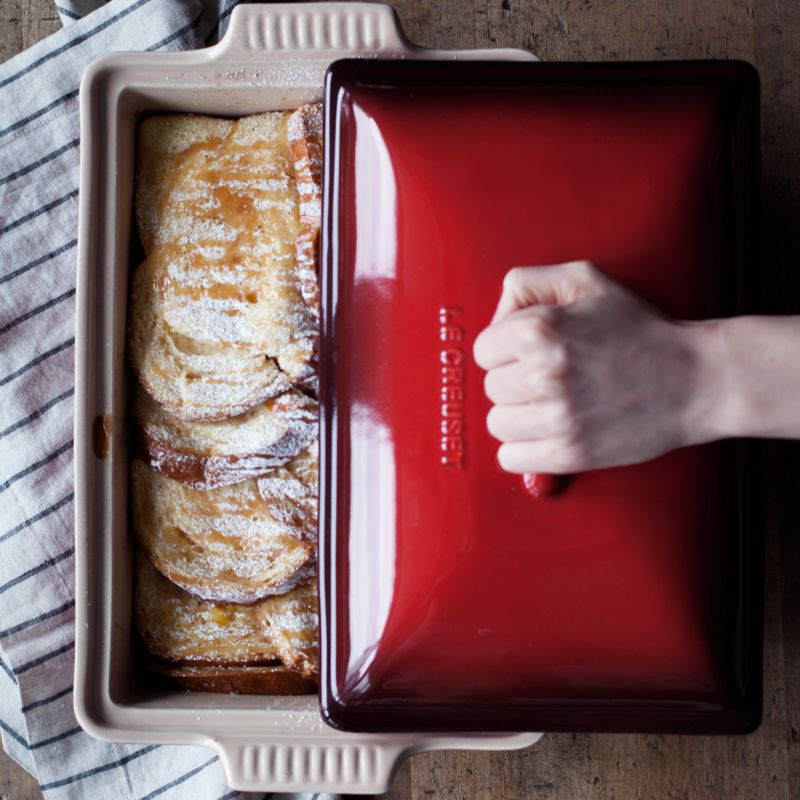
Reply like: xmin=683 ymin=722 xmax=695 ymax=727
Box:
xmin=86 ymin=79 xmax=323 ymax=720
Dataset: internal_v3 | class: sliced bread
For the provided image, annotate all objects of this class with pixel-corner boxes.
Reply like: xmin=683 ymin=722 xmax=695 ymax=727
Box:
xmin=256 ymin=441 xmax=318 ymax=539
xmin=146 ymin=660 xmax=317 ymax=694
xmin=131 ymin=459 xmax=314 ymax=604
xmin=130 ymin=111 xmax=317 ymax=421
xmin=288 ymin=103 xmax=323 ymax=319
xmin=134 ymin=384 xmax=317 ymax=489
xmin=256 ymin=580 xmax=319 ymax=680
xmin=134 ymin=548 xmax=281 ymax=664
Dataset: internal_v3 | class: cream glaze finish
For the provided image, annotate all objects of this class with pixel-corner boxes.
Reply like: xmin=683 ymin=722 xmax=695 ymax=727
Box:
xmin=74 ymin=3 xmax=542 ymax=793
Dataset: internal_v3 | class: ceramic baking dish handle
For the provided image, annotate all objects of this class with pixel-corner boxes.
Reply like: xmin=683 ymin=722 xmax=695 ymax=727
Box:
xmin=213 ymin=2 xmax=537 ymax=63
xmin=214 ymin=2 xmax=413 ymax=60
xmin=213 ymin=737 xmax=408 ymax=794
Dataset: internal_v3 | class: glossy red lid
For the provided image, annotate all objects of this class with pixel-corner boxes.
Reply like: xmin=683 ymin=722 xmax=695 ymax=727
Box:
xmin=319 ymin=60 xmax=761 ymax=733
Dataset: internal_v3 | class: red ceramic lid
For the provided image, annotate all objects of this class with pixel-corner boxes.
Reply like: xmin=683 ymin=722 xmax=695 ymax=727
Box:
xmin=319 ymin=60 xmax=761 ymax=733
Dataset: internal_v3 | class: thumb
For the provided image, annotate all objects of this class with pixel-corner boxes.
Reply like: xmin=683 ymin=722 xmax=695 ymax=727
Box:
xmin=491 ymin=261 xmax=598 ymax=323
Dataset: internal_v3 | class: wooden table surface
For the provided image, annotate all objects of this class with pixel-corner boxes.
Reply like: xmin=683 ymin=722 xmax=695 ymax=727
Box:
xmin=1 ymin=1 xmax=799 ymax=798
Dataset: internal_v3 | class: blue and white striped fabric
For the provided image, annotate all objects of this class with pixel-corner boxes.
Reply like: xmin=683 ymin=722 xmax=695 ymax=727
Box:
xmin=0 ymin=1 xmax=332 ymax=798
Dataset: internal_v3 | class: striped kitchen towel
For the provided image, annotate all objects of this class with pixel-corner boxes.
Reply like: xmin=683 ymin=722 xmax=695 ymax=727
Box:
xmin=0 ymin=1 xmax=333 ymax=798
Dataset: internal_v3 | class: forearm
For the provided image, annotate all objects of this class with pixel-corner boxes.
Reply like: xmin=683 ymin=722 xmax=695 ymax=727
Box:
xmin=689 ymin=316 xmax=800 ymax=442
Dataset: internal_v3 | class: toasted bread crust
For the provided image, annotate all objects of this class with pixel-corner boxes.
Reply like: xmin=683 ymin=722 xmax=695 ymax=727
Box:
xmin=146 ymin=659 xmax=317 ymax=694
xmin=134 ymin=386 xmax=317 ymax=489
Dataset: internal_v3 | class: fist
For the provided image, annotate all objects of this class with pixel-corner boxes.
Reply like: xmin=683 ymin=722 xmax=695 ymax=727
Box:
xmin=473 ymin=261 xmax=712 ymax=474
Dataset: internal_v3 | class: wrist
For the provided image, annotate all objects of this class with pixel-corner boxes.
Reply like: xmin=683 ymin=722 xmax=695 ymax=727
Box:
xmin=678 ymin=318 xmax=741 ymax=445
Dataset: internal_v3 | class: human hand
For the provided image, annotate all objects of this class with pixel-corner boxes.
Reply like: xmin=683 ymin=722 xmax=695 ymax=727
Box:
xmin=473 ymin=261 xmax=722 ymax=474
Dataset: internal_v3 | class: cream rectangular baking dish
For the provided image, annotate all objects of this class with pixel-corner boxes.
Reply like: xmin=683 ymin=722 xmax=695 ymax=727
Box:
xmin=73 ymin=3 xmax=541 ymax=793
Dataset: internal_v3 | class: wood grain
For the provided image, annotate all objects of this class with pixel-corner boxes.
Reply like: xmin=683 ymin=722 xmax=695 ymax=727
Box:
xmin=0 ymin=750 xmax=40 ymax=800
xmin=2 ymin=1 xmax=799 ymax=799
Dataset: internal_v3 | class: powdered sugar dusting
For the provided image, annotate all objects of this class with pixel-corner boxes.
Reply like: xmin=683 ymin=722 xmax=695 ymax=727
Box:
xmin=135 ymin=550 xmax=282 ymax=663
xmin=257 ymin=441 xmax=318 ymax=540
xmin=132 ymin=107 xmax=323 ymax=681
xmin=130 ymin=109 xmax=318 ymax=419
xmin=158 ymin=387 xmax=313 ymax=454
xmin=132 ymin=460 xmax=315 ymax=604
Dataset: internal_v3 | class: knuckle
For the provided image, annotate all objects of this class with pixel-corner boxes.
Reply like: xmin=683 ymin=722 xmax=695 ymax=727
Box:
xmin=514 ymin=313 xmax=553 ymax=349
xmin=550 ymin=445 xmax=576 ymax=474
xmin=487 ymin=407 xmax=513 ymax=441
xmin=497 ymin=443 xmax=519 ymax=472
xmin=539 ymin=367 xmax=569 ymax=404
xmin=550 ymin=404 xmax=576 ymax=436
xmin=483 ymin=370 xmax=497 ymax=400
xmin=563 ymin=447 xmax=587 ymax=473
xmin=485 ymin=368 xmax=511 ymax=403
xmin=503 ymin=266 xmax=525 ymax=292
xmin=533 ymin=304 xmax=557 ymax=327
xmin=523 ymin=366 xmax=542 ymax=397
xmin=473 ymin=332 xmax=500 ymax=370
xmin=545 ymin=341 xmax=569 ymax=378
xmin=486 ymin=407 xmax=503 ymax=439
xmin=529 ymin=316 xmax=549 ymax=342
xmin=472 ymin=334 xmax=488 ymax=367
xmin=522 ymin=353 xmax=568 ymax=400
xmin=572 ymin=259 xmax=596 ymax=278
xmin=507 ymin=318 xmax=534 ymax=351
xmin=562 ymin=261 xmax=593 ymax=292
xmin=562 ymin=431 xmax=590 ymax=470
xmin=572 ymin=260 xmax=607 ymax=291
